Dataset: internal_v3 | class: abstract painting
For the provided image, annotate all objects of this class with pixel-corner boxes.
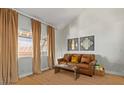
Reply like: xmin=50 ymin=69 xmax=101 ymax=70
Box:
xmin=68 ymin=38 xmax=79 ymax=51
xmin=80 ymin=35 xmax=94 ymax=51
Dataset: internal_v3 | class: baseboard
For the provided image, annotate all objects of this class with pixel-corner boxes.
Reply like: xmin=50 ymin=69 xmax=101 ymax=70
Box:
xmin=41 ymin=67 xmax=49 ymax=71
xmin=106 ymin=70 xmax=124 ymax=76
xmin=19 ymin=72 xmax=33 ymax=78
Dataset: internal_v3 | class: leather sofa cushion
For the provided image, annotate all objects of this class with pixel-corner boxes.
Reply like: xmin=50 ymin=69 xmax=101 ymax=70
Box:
xmin=77 ymin=63 xmax=89 ymax=69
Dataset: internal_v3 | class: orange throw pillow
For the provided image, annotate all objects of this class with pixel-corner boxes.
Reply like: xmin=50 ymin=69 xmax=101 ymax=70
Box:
xmin=81 ymin=57 xmax=91 ymax=63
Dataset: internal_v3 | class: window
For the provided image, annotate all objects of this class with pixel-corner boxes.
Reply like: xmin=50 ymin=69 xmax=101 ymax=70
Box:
xmin=40 ymin=24 xmax=48 ymax=69
xmin=40 ymin=24 xmax=48 ymax=56
xmin=18 ymin=14 xmax=33 ymax=77
xmin=18 ymin=14 xmax=33 ymax=58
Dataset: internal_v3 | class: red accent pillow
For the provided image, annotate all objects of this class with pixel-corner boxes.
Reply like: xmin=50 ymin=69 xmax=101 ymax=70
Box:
xmin=64 ymin=54 xmax=70 ymax=62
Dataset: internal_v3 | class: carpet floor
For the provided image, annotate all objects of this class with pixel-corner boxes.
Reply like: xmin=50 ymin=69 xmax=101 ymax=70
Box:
xmin=16 ymin=70 xmax=124 ymax=85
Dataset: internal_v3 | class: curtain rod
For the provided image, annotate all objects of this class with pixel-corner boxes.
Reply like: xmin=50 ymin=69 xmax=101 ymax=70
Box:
xmin=13 ymin=8 xmax=56 ymax=28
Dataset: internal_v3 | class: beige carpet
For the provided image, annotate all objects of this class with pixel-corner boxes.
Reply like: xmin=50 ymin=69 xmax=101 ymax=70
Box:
xmin=16 ymin=70 xmax=124 ymax=85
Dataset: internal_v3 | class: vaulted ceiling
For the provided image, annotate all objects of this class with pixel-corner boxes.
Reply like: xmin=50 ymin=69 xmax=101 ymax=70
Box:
xmin=16 ymin=8 xmax=84 ymax=30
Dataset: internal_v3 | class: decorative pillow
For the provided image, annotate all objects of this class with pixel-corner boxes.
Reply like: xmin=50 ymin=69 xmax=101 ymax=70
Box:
xmin=81 ymin=56 xmax=91 ymax=64
xmin=71 ymin=56 xmax=78 ymax=63
xmin=64 ymin=54 xmax=70 ymax=62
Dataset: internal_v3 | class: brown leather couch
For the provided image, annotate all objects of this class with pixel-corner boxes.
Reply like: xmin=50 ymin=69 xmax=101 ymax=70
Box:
xmin=58 ymin=54 xmax=96 ymax=76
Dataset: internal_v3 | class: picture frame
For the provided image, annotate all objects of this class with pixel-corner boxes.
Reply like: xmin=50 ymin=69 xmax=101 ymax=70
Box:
xmin=80 ymin=35 xmax=94 ymax=51
xmin=68 ymin=38 xmax=79 ymax=51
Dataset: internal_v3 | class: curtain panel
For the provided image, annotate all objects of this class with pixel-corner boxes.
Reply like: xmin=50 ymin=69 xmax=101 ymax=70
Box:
xmin=32 ymin=19 xmax=41 ymax=74
xmin=0 ymin=8 xmax=18 ymax=84
xmin=47 ymin=25 xmax=55 ymax=69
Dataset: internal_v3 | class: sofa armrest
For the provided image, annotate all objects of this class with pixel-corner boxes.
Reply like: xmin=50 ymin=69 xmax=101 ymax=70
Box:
xmin=89 ymin=60 xmax=96 ymax=71
xmin=76 ymin=63 xmax=84 ymax=68
xmin=57 ymin=58 xmax=64 ymax=62
xmin=89 ymin=60 xmax=96 ymax=66
xmin=58 ymin=58 xmax=65 ymax=64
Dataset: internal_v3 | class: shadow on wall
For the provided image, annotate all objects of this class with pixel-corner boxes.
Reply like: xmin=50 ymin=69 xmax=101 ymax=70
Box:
xmin=96 ymin=55 xmax=124 ymax=76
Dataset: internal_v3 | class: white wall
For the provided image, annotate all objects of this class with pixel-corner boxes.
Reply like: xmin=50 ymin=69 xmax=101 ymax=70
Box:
xmin=60 ymin=9 xmax=124 ymax=76
xmin=55 ymin=29 xmax=64 ymax=64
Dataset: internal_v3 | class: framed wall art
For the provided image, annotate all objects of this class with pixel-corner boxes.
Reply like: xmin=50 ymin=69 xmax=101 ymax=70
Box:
xmin=80 ymin=35 xmax=94 ymax=51
xmin=68 ymin=38 xmax=79 ymax=51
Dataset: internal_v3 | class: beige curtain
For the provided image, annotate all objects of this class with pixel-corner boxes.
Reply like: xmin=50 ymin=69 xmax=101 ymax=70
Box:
xmin=0 ymin=8 xmax=18 ymax=84
xmin=47 ymin=25 xmax=55 ymax=69
xmin=32 ymin=19 xmax=41 ymax=74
